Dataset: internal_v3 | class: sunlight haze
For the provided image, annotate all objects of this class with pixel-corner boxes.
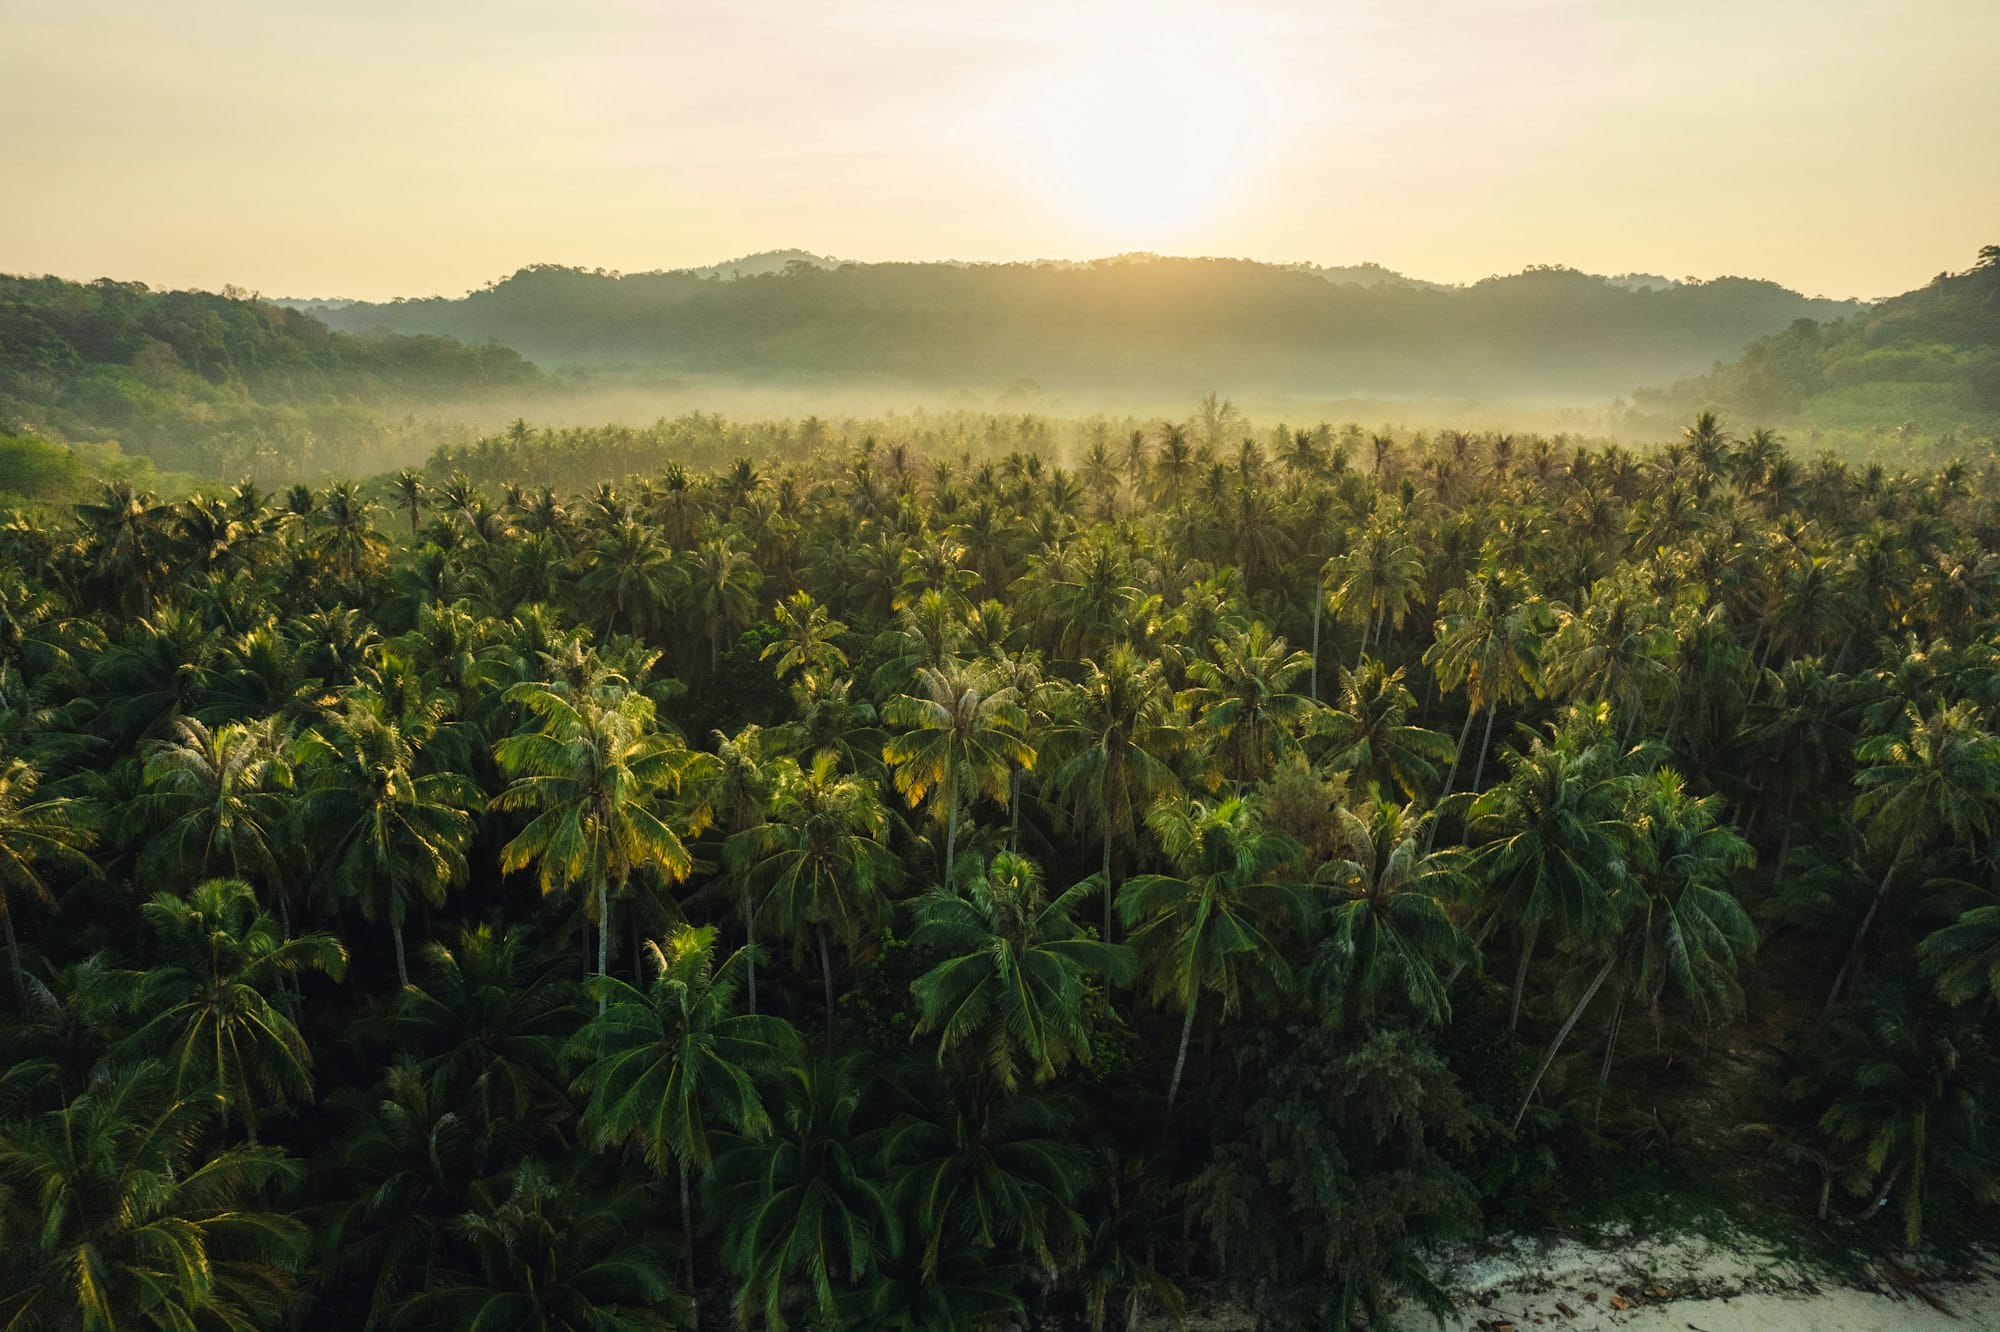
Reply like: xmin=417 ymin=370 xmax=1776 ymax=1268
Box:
xmin=3 ymin=0 xmax=1995 ymax=299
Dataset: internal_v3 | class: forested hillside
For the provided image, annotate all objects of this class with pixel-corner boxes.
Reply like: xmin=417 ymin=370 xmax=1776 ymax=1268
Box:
xmin=3 ymin=410 xmax=1997 ymax=1330
xmin=1632 ymin=246 xmax=2000 ymax=442
xmin=309 ymin=257 xmax=1860 ymax=401
xmin=0 ymin=274 xmax=542 ymax=477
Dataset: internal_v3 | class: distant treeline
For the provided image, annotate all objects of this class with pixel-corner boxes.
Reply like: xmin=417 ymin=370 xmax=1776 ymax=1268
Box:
xmin=309 ymin=256 xmax=1861 ymax=400
xmin=0 ymin=274 xmax=542 ymax=476
xmin=1633 ymin=246 xmax=2000 ymax=441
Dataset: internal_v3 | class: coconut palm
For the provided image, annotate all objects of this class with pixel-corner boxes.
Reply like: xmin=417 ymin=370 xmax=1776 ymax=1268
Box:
xmin=1312 ymin=659 xmax=1455 ymax=802
xmin=570 ymin=923 xmax=803 ymax=1312
xmin=727 ymin=753 xmax=901 ymax=1035
xmin=1424 ymin=564 xmax=1549 ymax=803
xmin=0 ymin=1061 xmax=310 ymax=1331
xmin=911 ymin=852 xmax=1135 ymax=1089
xmin=1328 ymin=511 xmax=1425 ymax=668
xmin=493 ymin=681 xmax=700 ymax=1006
xmin=1182 ymin=621 xmax=1315 ymax=783
xmin=396 ymin=1161 xmax=684 ymax=1332
xmin=0 ymin=755 xmax=98 ymax=1005
xmin=681 ymin=535 xmax=764 ymax=671
xmin=1042 ymin=647 xmax=1183 ymax=936
xmin=1118 ymin=796 xmax=1302 ymax=1112
xmin=883 ymin=661 xmax=1035 ymax=878
xmin=710 ymin=1058 xmax=898 ymax=1331
xmin=138 ymin=717 xmax=295 ymax=899
xmin=1306 ymin=799 xmax=1467 ymax=1029
xmin=1827 ymin=699 xmax=2000 ymax=1009
xmin=761 ymin=590 xmax=850 ymax=681
xmin=296 ymin=702 xmax=479 ymax=987
xmin=116 ymin=877 xmax=347 ymax=1141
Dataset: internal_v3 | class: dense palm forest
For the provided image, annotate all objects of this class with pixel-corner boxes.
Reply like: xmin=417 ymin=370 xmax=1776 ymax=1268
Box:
xmin=5 ymin=408 xmax=2000 ymax=1331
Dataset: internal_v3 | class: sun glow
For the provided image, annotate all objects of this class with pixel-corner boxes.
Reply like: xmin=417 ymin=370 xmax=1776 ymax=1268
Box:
xmin=998 ymin=4 xmax=1287 ymax=243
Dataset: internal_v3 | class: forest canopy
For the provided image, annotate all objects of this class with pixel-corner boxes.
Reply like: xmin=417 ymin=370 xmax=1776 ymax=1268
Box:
xmin=4 ymin=406 xmax=1999 ymax=1329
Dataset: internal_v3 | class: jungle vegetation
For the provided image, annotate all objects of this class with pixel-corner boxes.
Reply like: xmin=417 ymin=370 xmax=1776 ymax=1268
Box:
xmin=3 ymin=405 xmax=2000 ymax=1330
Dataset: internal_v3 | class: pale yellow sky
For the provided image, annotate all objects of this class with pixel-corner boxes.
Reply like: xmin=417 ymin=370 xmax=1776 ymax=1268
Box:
xmin=3 ymin=0 xmax=1995 ymax=300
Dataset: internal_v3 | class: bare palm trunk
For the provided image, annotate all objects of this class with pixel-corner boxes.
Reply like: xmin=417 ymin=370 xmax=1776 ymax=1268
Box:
xmin=632 ymin=902 xmax=645 ymax=984
xmin=1009 ymin=767 xmax=1022 ymax=852
xmin=817 ymin=928 xmax=837 ymax=1044
xmin=1356 ymin=610 xmax=1373 ymax=671
xmin=3 ymin=910 xmax=25 ymax=1007
xmin=1101 ymin=832 xmax=1117 ymax=942
xmin=392 ymin=917 xmax=409 ymax=988
xmin=1594 ymin=996 xmax=1624 ymax=1131
xmin=1511 ymin=951 xmax=1617 ymax=1132
xmin=1774 ymin=785 xmax=1799 ymax=883
xmin=943 ymin=776 xmax=961 ymax=882
xmin=1428 ymin=707 xmax=1478 ymax=852
xmin=596 ymin=882 xmax=610 ymax=1013
xmin=1310 ymin=591 xmax=1322 ymax=701
xmin=1825 ymin=844 xmax=1908 ymax=1012
xmin=1471 ymin=706 xmax=1499 ymax=794
xmin=743 ymin=884 xmax=757 ymax=1015
xmin=1508 ymin=918 xmax=1541 ymax=1032
xmin=679 ymin=1158 xmax=699 ymax=1325
xmin=1166 ymin=992 xmax=1198 ymax=1114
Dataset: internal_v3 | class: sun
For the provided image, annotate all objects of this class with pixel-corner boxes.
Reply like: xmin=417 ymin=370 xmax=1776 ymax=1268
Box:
xmin=999 ymin=5 xmax=1285 ymax=243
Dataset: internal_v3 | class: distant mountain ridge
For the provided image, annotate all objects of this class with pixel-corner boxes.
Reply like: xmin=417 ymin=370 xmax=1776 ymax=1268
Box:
xmin=304 ymin=254 xmax=1864 ymax=402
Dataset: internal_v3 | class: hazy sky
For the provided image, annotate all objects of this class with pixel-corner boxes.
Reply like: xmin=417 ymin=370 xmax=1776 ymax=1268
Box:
xmin=4 ymin=0 xmax=1995 ymax=300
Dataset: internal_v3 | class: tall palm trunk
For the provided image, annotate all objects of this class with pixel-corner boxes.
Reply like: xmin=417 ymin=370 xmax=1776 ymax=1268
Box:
xmin=1428 ymin=706 xmax=1478 ymax=852
xmin=743 ymin=883 xmax=758 ymax=1014
xmin=817 ymin=928 xmax=837 ymax=1043
xmin=1511 ymin=951 xmax=1617 ymax=1132
xmin=1309 ymin=591 xmax=1323 ymax=701
xmin=3 ymin=910 xmax=25 ymax=1007
xmin=1508 ymin=917 xmax=1541 ymax=1031
xmin=596 ymin=882 xmax=610 ymax=1013
xmin=1470 ymin=706 xmax=1499 ymax=794
xmin=1008 ymin=768 xmax=1022 ymax=851
xmin=1166 ymin=992 xmax=1198 ymax=1114
xmin=392 ymin=916 xmax=409 ymax=989
xmin=1101 ymin=831 xmax=1115 ymax=943
xmin=1826 ymin=843 xmax=1909 ymax=1012
xmin=679 ymin=1158 xmax=699 ymax=1326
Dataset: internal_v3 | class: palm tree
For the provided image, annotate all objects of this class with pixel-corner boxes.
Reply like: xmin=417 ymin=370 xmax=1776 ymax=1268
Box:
xmin=1516 ymin=769 xmax=1755 ymax=1130
xmin=296 ymin=703 xmax=479 ymax=987
xmin=1827 ymin=700 xmax=2000 ymax=1009
xmin=1313 ymin=659 xmax=1455 ymax=802
xmin=392 ymin=468 xmax=426 ymax=537
xmin=1920 ymin=894 xmax=2000 ymax=1008
xmin=711 ymin=1058 xmax=898 ymax=1331
xmin=493 ymin=681 xmax=699 ymax=1007
xmin=578 ymin=519 xmax=679 ymax=639
xmin=681 ymin=535 xmax=764 ymax=671
xmin=727 ymin=753 xmax=901 ymax=1035
xmin=0 ymin=1061 xmax=310 ymax=1331
xmin=1328 ymin=512 xmax=1425 ymax=668
xmin=880 ymin=1086 xmax=1090 ymax=1280
xmin=1424 ymin=565 xmax=1548 ymax=805
xmin=1118 ymin=796 xmax=1301 ymax=1112
xmin=138 ymin=717 xmax=295 ymax=902
xmin=1307 ymin=799 xmax=1466 ymax=1029
xmin=761 ymin=590 xmax=850 ymax=681
xmin=1042 ymin=647 xmax=1183 ymax=937
xmin=910 ymin=852 xmax=1135 ymax=1089
xmin=390 ymin=924 xmax=582 ymax=1148
xmin=570 ymin=924 xmax=804 ymax=1314
xmin=1182 ymin=621 xmax=1315 ymax=783
xmin=117 ymin=877 xmax=347 ymax=1141
xmin=397 ymin=1162 xmax=684 ymax=1332
xmin=1466 ymin=715 xmax=1635 ymax=1031
xmin=0 ymin=755 xmax=98 ymax=1005
xmin=883 ymin=662 xmax=1035 ymax=878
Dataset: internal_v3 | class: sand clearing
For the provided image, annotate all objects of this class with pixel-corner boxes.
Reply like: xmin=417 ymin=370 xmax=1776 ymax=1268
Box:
xmin=1389 ymin=1232 xmax=1999 ymax=1332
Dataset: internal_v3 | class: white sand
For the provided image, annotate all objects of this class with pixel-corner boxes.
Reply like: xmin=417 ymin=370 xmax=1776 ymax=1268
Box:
xmin=1162 ymin=1232 xmax=1999 ymax=1330
xmin=1389 ymin=1232 xmax=2000 ymax=1332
